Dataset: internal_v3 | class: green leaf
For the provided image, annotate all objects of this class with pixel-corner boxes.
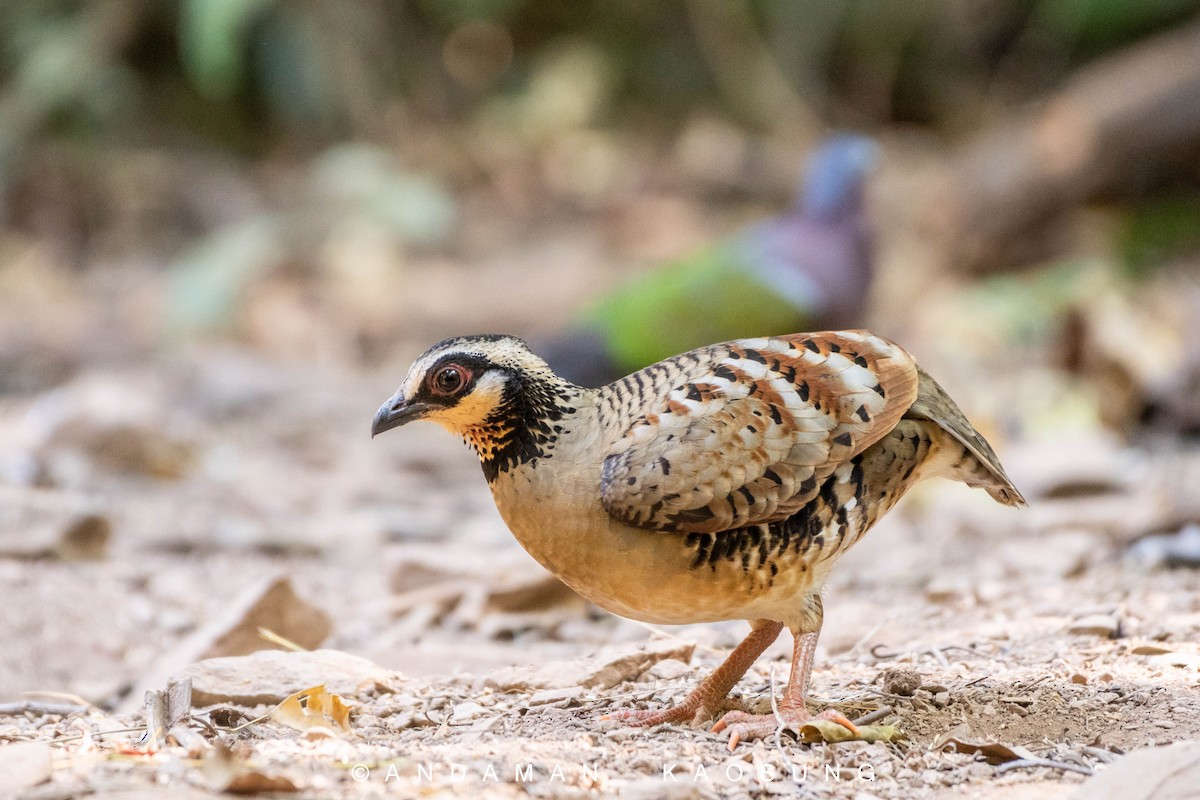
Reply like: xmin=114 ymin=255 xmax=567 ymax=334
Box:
xmin=167 ymin=216 xmax=282 ymax=335
xmin=179 ymin=0 xmax=276 ymax=100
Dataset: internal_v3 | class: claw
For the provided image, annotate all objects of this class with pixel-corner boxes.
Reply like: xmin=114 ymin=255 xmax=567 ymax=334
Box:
xmin=712 ymin=706 xmax=859 ymax=749
xmin=817 ymin=709 xmax=859 ymax=736
xmin=601 ymin=703 xmax=702 ymax=728
xmin=600 ymin=709 xmax=659 ymax=726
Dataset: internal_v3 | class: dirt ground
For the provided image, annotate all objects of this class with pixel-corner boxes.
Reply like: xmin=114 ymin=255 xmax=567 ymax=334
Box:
xmin=2 ymin=233 xmax=1200 ymax=800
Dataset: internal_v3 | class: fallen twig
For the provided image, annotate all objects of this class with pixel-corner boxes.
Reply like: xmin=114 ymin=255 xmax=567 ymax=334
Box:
xmin=851 ymin=705 xmax=895 ymax=727
xmin=1081 ymin=745 xmax=1121 ymax=764
xmin=0 ymin=701 xmax=90 ymax=717
xmin=996 ymin=757 xmax=1095 ymax=776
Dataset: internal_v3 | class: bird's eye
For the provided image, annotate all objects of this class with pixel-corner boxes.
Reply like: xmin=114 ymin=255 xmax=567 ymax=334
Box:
xmin=430 ymin=364 xmax=468 ymax=396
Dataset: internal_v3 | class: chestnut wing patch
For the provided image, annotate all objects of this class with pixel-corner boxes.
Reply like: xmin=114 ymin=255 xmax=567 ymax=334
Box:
xmin=600 ymin=331 xmax=919 ymax=534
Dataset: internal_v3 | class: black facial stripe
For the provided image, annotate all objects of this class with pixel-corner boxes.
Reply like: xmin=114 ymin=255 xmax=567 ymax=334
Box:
xmin=413 ymin=352 xmax=501 ymax=406
xmin=477 ymin=368 xmax=574 ymax=483
xmin=407 ymin=339 xmax=576 ymax=484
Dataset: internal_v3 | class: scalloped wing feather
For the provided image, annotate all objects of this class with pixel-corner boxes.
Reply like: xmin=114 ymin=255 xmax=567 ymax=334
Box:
xmin=599 ymin=331 xmax=919 ymax=533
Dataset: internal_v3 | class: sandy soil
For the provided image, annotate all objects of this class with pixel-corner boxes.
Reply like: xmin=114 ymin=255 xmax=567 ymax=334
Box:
xmin=1 ymin=327 xmax=1198 ymax=800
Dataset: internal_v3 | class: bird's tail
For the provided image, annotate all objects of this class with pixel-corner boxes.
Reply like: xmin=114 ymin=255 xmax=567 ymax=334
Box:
xmin=905 ymin=367 xmax=1026 ymax=507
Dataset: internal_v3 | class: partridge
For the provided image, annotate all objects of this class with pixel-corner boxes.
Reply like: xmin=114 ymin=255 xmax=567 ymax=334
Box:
xmin=372 ymin=330 xmax=1023 ymax=747
xmin=542 ymin=134 xmax=878 ymax=386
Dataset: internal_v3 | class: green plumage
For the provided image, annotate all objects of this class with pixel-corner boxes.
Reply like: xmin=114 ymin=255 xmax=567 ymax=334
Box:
xmin=583 ymin=247 xmax=808 ymax=373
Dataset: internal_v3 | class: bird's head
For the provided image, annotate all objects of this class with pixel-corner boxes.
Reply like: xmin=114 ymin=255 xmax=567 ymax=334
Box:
xmin=797 ymin=133 xmax=879 ymax=221
xmin=372 ymin=334 xmax=576 ymax=477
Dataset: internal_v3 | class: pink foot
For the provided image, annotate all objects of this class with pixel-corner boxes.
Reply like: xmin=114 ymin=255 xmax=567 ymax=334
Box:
xmin=711 ymin=707 xmax=858 ymax=750
xmin=601 ymin=699 xmax=722 ymax=728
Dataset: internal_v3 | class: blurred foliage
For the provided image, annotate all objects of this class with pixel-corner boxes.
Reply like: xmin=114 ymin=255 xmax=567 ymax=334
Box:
xmin=1121 ymin=196 xmax=1200 ymax=275
xmin=1 ymin=0 xmax=1199 ymax=334
xmin=1035 ymin=0 xmax=1200 ymax=55
xmin=4 ymin=0 xmax=1200 ymax=158
xmin=0 ymin=0 xmax=1196 ymax=433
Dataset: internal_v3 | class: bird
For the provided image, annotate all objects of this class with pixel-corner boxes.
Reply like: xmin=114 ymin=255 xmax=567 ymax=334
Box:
xmin=541 ymin=134 xmax=878 ymax=387
xmin=372 ymin=330 xmax=1024 ymax=748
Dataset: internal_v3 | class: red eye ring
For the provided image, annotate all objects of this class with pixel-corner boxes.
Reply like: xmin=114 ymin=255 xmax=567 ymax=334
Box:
xmin=430 ymin=364 xmax=468 ymax=396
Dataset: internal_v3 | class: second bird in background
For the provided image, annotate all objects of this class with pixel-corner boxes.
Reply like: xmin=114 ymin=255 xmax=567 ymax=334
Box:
xmin=543 ymin=133 xmax=879 ymax=386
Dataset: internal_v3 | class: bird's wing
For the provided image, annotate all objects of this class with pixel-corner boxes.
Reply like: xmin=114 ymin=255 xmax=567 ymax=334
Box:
xmin=599 ymin=331 xmax=919 ymax=534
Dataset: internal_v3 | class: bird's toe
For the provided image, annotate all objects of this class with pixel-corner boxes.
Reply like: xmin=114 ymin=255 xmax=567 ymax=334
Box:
xmin=712 ymin=707 xmax=859 ymax=750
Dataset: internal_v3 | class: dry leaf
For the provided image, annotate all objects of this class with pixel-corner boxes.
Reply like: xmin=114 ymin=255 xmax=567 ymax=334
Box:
xmin=269 ymin=684 xmax=353 ymax=734
xmin=223 ymin=772 xmax=300 ymax=794
xmin=797 ymin=720 xmax=905 ymax=743
xmin=122 ymin=576 xmax=334 ymax=713
xmin=144 ymin=678 xmax=193 ymax=748
xmin=935 ymin=731 xmax=1037 ymax=765
xmin=200 ymin=577 xmax=331 ymax=660
xmin=203 ymin=740 xmax=300 ymax=794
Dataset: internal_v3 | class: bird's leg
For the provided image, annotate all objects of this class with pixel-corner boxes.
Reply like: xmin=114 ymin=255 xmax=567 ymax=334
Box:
xmin=603 ymin=620 xmax=784 ymax=727
xmin=711 ymin=611 xmax=857 ymax=749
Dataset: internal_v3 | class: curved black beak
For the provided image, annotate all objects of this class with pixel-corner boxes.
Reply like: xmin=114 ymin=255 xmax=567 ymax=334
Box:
xmin=371 ymin=393 xmax=429 ymax=437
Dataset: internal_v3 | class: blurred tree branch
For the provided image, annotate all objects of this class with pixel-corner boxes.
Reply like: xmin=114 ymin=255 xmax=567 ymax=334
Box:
xmin=933 ymin=14 xmax=1200 ymax=273
xmin=685 ymin=0 xmax=819 ymax=138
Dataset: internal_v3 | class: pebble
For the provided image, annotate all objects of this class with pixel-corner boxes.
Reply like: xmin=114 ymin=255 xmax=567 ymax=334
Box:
xmin=1128 ymin=524 xmax=1200 ymax=568
xmin=1068 ymin=614 xmax=1121 ymax=638
xmin=450 ymin=701 xmax=487 ymax=723
xmin=527 ymin=686 xmax=584 ymax=707
xmin=176 ymin=649 xmax=396 ymax=707
xmin=644 ymin=658 xmax=693 ymax=682
xmin=878 ymin=668 xmax=921 ymax=697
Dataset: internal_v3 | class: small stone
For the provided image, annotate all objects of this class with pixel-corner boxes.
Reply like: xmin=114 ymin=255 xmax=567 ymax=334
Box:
xmin=1068 ymin=614 xmax=1121 ymax=638
xmin=1069 ymin=740 xmax=1200 ymax=799
xmin=54 ymin=513 xmax=111 ymax=560
xmin=177 ymin=649 xmax=398 ymax=707
xmin=643 ymin=658 xmax=692 ymax=682
xmin=924 ymin=577 xmax=972 ymax=603
xmin=527 ymin=686 xmax=584 ymax=707
xmin=450 ymin=701 xmax=487 ymax=723
xmin=878 ymin=668 xmax=921 ymax=697
xmin=1130 ymin=644 xmax=1173 ymax=656
xmin=1071 ymin=673 xmax=1089 ymax=685
xmin=122 ymin=576 xmax=334 ymax=713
